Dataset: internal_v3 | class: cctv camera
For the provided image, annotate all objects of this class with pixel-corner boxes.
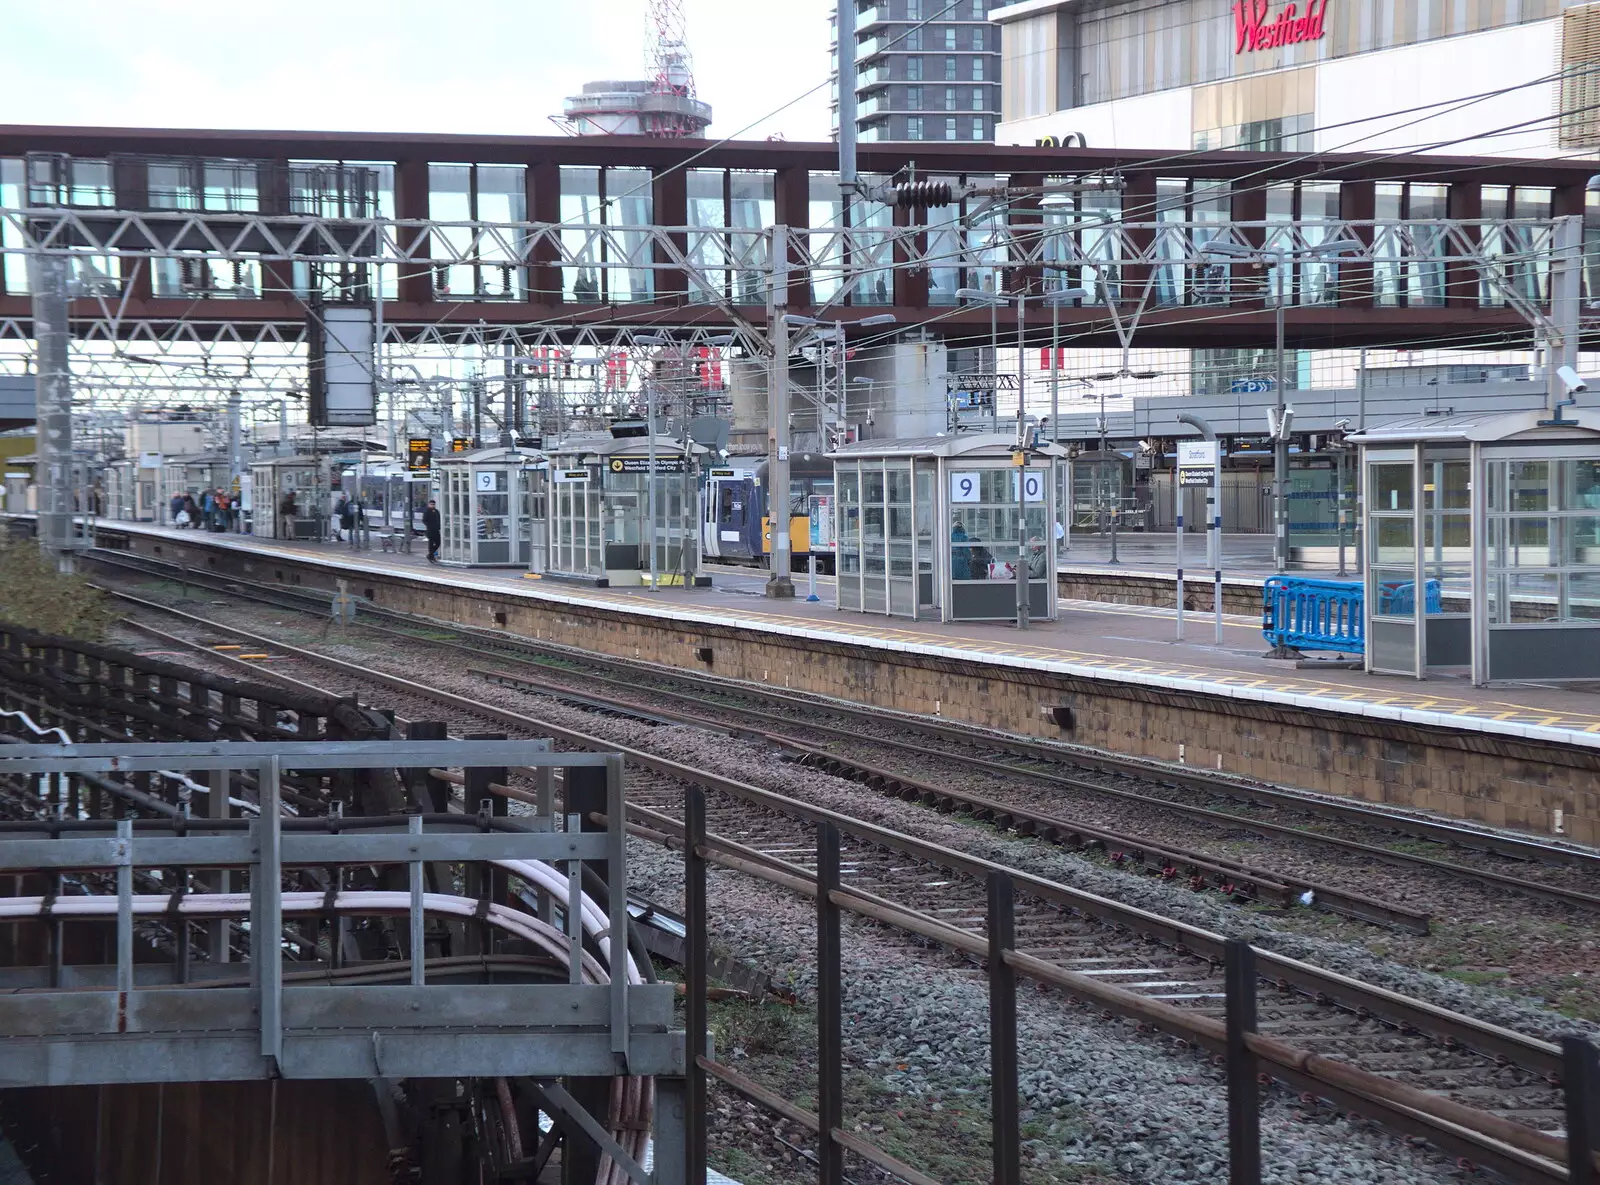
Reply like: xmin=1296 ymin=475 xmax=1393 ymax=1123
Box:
xmin=1557 ymin=365 xmax=1588 ymax=394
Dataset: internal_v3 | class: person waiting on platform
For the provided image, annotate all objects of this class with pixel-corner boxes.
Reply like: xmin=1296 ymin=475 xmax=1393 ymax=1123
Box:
xmin=951 ymin=520 xmax=971 ymax=580
xmin=423 ymin=499 xmax=442 ymax=563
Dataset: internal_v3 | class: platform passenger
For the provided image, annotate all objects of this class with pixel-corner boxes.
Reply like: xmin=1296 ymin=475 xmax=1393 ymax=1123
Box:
xmin=423 ymin=499 xmax=442 ymax=563
xmin=951 ymin=521 xmax=970 ymax=580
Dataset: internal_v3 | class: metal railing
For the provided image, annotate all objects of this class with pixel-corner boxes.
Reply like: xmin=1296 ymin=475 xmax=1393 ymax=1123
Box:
xmin=678 ymin=790 xmax=1600 ymax=1185
xmin=0 ymin=740 xmax=678 ymax=1091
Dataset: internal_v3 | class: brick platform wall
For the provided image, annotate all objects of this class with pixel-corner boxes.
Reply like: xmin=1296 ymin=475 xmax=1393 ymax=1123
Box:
xmin=1057 ymin=570 xmax=1264 ymax=616
xmin=121 ymin=531 xmax=1598 ymax=846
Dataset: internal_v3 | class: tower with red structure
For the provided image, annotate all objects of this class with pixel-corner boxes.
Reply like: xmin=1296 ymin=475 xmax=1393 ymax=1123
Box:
xmin=558 ymin=0 xmax=712 ymax=137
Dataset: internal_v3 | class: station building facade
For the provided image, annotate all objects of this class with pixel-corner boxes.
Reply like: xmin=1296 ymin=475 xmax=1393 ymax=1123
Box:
xmin=994 ymin=0 xmax=1600 ymax=157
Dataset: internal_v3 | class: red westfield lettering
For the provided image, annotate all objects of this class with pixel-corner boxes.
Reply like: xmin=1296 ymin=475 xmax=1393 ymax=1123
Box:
xmin=1233 ymin=0 xmax=1328 ymax=53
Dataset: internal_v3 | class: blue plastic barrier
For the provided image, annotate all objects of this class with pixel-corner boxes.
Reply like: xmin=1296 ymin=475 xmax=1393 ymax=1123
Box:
xmin=1261 ymin=576 xmax=1364 ymax=654
xmin=1376 ymin=578 xmax=1442 ymax=616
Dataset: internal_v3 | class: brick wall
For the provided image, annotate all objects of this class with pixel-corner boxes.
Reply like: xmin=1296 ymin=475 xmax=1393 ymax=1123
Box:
xmin=1057 ymin=570 xmax=1264 ymax=616
xmin=123 ymin=532 xmax=1599 ymax=846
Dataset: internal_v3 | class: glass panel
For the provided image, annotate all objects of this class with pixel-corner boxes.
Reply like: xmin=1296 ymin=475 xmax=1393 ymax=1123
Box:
xmin=1 ymin=159 xmax=27 ymax=294
xmin=1370 ymin=463 xmax=1414 ymax=512
xmin=1500 ymin=572 xmax=1559 ymax=623
xmin=605 ymin=167 xmax=655 ymax=303
xmin=1567 ymin=516 xmax=1600 ymax=565
xmin=1497 ymin=517 xmax=1552 ymax=567
xmin=475 ymin=165 xmax=528 ymax=299
xmin=1566 ymin=572 xmax=1600 ymax=620
xmin=560 ymin=166 xmax=602 ymax=302
xmin=1424 ymin=460 xmax=1469 ymax=509
xmin=1424 ymin=512 xmax=1471 ymax=553
xmin=686 ymin=168 xmax=726 ymax=304
xmin=729 ymin=171 xmax=773 ymax=305
xmin=1508 ymin=462 xmax=1550 ymax=510
xmin=1561 ymin=459 xmax=1600 ymax=510
xmin=1373 ymin=568 xmax=1420 ymax=618
xmin=809 ymin=172 xmax=844 ymax=304
xmin=429 ymin=164 xmax=474 ymax=298
xmin=925 ymin=176 xmax=963 ymax=304
xmin=1372 ymin=517 xmax=1415 ymax=563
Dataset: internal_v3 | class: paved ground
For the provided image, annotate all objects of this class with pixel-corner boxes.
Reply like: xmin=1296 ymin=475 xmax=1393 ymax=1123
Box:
xmin=102 ymin=521 xmax=1600 ymax=741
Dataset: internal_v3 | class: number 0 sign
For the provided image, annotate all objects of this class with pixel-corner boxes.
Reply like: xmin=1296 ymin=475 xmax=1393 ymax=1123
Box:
xmin=1012 ymin=470 xmax=1045 ymax=502
xmin=950 ymin=472 xmax=980 ymax=503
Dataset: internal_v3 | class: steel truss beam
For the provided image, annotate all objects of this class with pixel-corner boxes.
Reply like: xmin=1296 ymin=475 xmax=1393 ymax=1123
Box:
xmin=0 ymin=207 xmax=1577 ymax=314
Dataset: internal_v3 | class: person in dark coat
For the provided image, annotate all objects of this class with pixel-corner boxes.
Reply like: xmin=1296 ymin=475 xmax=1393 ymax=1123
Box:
xmin=422 ymin=499 xmax=442 ymax=562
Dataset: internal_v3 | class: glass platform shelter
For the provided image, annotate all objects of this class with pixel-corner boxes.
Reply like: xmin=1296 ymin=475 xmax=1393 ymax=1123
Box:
xmin=831 ymin=434 xmax=1067 ymax=621
xmin=250 ymin=456 xmax=330 ymax=540
xmin=434 ymin=446 xmax=545 ymax=567
xmin=538 ymin=434 xmax=704 ymax=587
xmin=1350 ymin=408 xmax=1600 ymax=684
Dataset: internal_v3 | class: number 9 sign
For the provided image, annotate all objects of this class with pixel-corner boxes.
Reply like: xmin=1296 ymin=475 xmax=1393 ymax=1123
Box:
xmin=950 ymin=472 xmax=980 ymax=503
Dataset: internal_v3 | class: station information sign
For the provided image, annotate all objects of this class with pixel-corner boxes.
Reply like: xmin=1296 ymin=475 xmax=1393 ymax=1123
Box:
xmin=609 ymin=456 xmax=688 ymax=475
xmin=407 ymin=438 xmax=432 ymax=472
xmin=1178 ymin=440 xmax=1221 ymax=487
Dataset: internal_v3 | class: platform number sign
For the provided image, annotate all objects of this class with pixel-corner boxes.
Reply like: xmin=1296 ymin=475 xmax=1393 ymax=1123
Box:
xmin=951 ymin=472 xmax=981 ymax=503
xmin=1012 ymin=470 xmax=1045 ymax=502
xmin=476 ymin=471 xmax=497 ymax=492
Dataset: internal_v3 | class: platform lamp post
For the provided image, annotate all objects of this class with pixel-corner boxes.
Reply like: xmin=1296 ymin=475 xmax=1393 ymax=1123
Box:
xmin=1203 ymin=238 xmax=1363 ymax=573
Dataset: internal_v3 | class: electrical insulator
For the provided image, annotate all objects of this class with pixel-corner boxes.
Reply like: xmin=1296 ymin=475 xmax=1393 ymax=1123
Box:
xmin=893 ymin=181 xmax=954 ymax=210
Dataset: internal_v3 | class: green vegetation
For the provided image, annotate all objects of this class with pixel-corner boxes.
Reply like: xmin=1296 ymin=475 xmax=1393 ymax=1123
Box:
xmin=0 ymin=537 xmax=115 ymax=641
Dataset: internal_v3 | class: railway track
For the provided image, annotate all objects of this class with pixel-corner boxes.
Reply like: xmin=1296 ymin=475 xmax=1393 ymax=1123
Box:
xmin=87 ymin=548 xmax=1600 ymax=928
xmin=101 ymin=585 xmax=1587 ymax=1181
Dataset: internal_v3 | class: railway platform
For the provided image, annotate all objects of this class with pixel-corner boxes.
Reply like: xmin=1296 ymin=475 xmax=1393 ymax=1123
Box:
xmin=73 ymin=519 xmax=1600 ymax=845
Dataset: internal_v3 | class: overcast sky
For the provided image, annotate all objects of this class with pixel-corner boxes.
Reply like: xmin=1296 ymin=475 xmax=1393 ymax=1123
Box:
xmin=0 ymin=0 xmax=834 ymax=142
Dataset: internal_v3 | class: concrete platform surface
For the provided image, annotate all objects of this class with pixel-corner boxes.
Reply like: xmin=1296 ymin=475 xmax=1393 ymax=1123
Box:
xmin=91 ymin=521 xmax=1600 ymax=749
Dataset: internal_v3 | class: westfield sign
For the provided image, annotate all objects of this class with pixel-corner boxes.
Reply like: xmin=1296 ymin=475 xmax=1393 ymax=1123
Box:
xmin=1233 ymin=0 xmax=1329 ymax=53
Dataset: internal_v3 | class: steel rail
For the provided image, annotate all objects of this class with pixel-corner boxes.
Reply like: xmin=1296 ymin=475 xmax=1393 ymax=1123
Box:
xmin=104 ymin=604 xmax=1595 ymax=1180
xmin=468 ymin=665 xmax=1433 ymax=934
xmin=85 ymin=547 xmax=1599 ymax=876
xmin=609 ymin=803 xmax=1579 ymax=1184
xmin=104 ymin=589 xmax=1566 ymax=1082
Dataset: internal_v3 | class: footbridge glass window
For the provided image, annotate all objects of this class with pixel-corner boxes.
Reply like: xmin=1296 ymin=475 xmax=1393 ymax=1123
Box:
xmin=686 ymin=168 xmax=726 ymax=304
xmin=1 ymin=160 xmax=29 ymax=295
xmin=606 ymin=167 xmax=655 ymax=303
xmin=429 ymin=164 xmax=527 ymax=300
xmin=1374 ymin=183 xmax=1448 ymax=308
xmin=1154 ymin=179 xmax=1229 ymax=307
xmin=729 ymin=171 xmax=773 ymax=305
xmin=561 ymin=166 xmax=602 ymax=303
xmin=289 ymin=160 xmax=393 ymax=301
xmin=685 ymin=169 xmax=774 ymax=306
xmin=1262 ymin=181 xmax=1343 ymax=306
